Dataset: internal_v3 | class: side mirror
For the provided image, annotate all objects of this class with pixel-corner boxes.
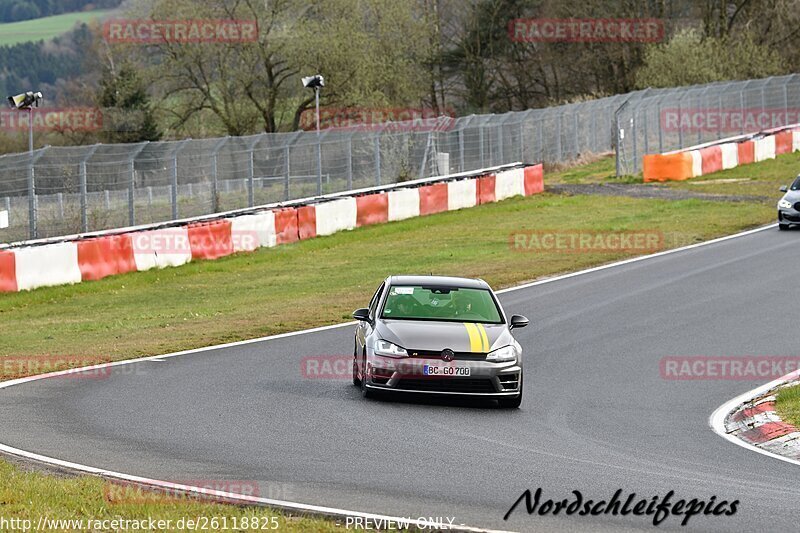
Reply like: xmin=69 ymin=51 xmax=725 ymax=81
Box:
xmin=353 ymin=308 xmax=371 ymax=322
xmin=509 ymin=314 xmax=529 ymax=329
xmin=780 ymin=185 xmax=788 ymax=193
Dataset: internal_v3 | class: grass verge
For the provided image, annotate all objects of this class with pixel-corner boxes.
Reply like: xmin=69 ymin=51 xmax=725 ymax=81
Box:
xmin=0 ymin=192 xmax=772 ymax=369
xmin=775 ymin=384 xmax=800 ymax=429
xmin=0 ymin=459 xmax=340 ymax=532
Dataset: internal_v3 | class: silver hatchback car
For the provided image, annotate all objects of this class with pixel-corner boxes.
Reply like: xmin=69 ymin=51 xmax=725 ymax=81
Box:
xmin=352 ymin=275 xmax=528 ymax=408
xmin=778 ymin=175 xmax=800 ymax=230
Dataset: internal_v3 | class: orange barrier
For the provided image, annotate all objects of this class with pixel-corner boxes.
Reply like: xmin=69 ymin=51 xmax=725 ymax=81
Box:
xmin=477 ymin=174 xmax=496 ymax=204
xmin=188 ymin=220 xmax=233 ymax=260
xmin=700 ymin=146 xmax=722 ymax=175
xmin=524 ymin=164 xmax=544 ymax=195
xmin=775 ymin=131 xmax=793 ymax=155
xmin=0 ymin=250 xmax=17 ymax=292
xmin=274 ymin=208 xmax=299 ymax=244
xmin=297 ymin=205 xmax=316 ymax=240
xmin=737 ymin=141 xmax=755 ymax=165
xmin=77 ymin=234 xmax=136 ymax=281
xmin=418 ymin=183 xmax=448 ymax=215
xmin=642 ymin=152 xmax=693 ymax=182
xmin=356 ymin=193 xmax=389 ymax=227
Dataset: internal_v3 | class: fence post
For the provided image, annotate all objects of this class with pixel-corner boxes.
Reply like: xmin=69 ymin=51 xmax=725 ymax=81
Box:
xmin=27 ymin=157 xmax=36 ymax=239
xmin=556 ymin=113 xmax=563 ymax=161
xmin=632 ymin=115 xmax=638 ymax=174
xmin=573 ymin=112 xmax=579 ymax=158
xmin=248 ymin=148 xmax=255 ymax=207
xmin=783 ymin=81 xmax=789 ymax=124
xmin=128 ymin=160 xmax=136 ymax=226
xmin=458 ymin=128 xmax=465 ymax=171
xmin=374 ymin=135 xmax=381 ymax=186
xmin=538 ymin=118 xmax=544 ymax=162
xmin=316 ymin=136 xmax=323 ymax=195
xmin=519 ymin=120 xmax=525 ymax=162
xmin=496 ymin=124 xmax=503 ymax=165
xmin=739 ymin=90 xmax=745 ymax=135
xmin=79 ymin=160 xmax=88 ymax=233
xmin=643 ymin=110 xmax=648 ymax=157
xmin=284 ymin=145 xmax=290 ymax=200
xmin=478 ymin=125 xmax=485 ymax=167
xmin=211 ymin=153 xmax=219 ymax=212
xmin=57 ymin=192 xmax=64 ymax=220
xmin=171 ymin=154 xmax=178 ymax=220
xmin=346 ymin=135 xmax=353 ymax=191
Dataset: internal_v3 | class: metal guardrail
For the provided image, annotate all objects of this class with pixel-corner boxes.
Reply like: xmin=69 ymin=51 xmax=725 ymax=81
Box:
xmin=2 ymin=73 xmax=799 ymax=243
xmin=0 ymin=162 xmax=527 ymax=250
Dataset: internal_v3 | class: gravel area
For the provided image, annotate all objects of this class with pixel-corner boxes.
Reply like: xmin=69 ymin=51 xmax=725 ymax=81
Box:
xmin=547 ymin=183 xmax=770 ymax=203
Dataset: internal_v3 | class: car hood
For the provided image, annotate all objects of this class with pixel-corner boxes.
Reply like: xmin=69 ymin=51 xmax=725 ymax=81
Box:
xmin=376 ymin=319 xmax=513 ymax=354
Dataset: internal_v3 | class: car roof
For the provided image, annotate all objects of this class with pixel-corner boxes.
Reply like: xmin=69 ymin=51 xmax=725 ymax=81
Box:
xmin=386 ymin=275 xmax=491 ymax=290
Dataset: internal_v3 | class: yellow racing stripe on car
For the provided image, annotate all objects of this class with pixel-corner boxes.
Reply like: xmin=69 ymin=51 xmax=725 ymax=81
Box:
xmin=476 ymin=323 xmax=490 ymax=352
xmin=464 ymin=323 xmax=483 ymax=352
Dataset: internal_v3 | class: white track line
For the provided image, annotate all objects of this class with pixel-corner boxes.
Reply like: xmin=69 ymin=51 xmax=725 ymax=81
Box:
xmin=709 ymin=370 xmax=800 ymax=468
xmin=0 ymin=221 xmax=777 ymax=532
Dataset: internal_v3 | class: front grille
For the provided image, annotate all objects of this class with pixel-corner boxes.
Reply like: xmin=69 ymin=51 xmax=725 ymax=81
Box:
xmin=406 ymin=349 xmax=486 ymax=361
xmin=794 ymin=202 xmax=800 ymax=211
xmin=785 ymin=213 xmax=800 ymax=222
xmin=395 ymin=378 xmax=496 ymax=393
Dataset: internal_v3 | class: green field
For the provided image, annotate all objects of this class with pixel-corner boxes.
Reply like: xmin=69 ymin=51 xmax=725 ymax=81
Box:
xmin=0 ymin=10 xmax=114 ymax=46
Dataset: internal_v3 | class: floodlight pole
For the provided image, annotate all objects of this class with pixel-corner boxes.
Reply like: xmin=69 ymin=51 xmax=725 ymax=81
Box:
xmin=315 ymin=86 xmax=322 ymax=195
xmin=26 ymin=106 xmax=35 ymax=238
xmin=28 ymin=107 xmax=33 ymax=155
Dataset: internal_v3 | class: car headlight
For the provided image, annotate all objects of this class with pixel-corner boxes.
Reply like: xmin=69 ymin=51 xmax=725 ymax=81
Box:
xmin=486 ymin=345 xmax=518 ymax=363
xmin=779 ymin=199 xmax=793 ymax=209
xmin=373 ymin=340 xmax=408 ymax=358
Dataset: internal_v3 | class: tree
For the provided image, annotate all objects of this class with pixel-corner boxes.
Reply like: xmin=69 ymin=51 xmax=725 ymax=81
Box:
xmin=98 ymin=63 xmax=162 ymax=143
xmin=288 ymin=0 xmax=435 ymax=126
xmin=144 ymin=0 xmax=306 ymax=135
xmin=635 ymin=28 xmax=786 ymax=88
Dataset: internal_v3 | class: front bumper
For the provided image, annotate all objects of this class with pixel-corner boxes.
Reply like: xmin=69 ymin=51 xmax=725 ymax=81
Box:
xmin=778 ymin=208 xmax=800 ymax=225
xmin=364 ymin=356 xmax=522 ymax=396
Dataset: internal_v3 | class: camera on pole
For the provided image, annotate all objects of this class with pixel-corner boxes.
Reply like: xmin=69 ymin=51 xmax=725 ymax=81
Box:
xmin=301 ymin=75 xmax=324 ymax=89
xmin=7 ymin=91 xmax=43 ymax=110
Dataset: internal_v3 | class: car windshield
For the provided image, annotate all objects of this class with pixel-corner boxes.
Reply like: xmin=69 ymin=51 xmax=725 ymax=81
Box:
xmin=791 ymin=176 xmax=800 ymax=191
xmin=381 ymin=285 xmax=503 ymax=323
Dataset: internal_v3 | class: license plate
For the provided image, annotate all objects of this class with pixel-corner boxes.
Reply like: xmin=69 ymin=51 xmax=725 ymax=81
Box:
xmin=423 ymin=364 xmax=471 ymax=376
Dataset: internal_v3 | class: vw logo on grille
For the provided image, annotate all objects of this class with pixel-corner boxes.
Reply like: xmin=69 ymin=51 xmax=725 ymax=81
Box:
xmin=441 ymin=349 xmax=455 ymax=362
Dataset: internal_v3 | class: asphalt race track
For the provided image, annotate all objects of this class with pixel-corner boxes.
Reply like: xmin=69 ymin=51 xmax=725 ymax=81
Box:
xmin=2 ymin=226 xmax=799 ymax=532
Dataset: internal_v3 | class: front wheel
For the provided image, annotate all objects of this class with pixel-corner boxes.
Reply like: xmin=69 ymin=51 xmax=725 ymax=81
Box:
xmin=779 ymin=223 xmax=789 ymax=231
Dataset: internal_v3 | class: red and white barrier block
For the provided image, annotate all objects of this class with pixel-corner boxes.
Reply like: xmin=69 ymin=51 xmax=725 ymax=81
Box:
xmin=644 ymin=126 xmax=800 ymax=182
xmin=724 ymin=374 xmax=800 ymax=460
xmin=0 ymin=163 xmax=544 ymax=292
